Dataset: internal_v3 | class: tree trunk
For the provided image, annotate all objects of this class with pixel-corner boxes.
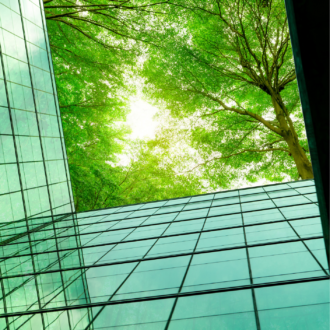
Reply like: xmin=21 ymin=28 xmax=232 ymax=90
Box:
xmin=271 ymin=96 xmax=314 ymax=180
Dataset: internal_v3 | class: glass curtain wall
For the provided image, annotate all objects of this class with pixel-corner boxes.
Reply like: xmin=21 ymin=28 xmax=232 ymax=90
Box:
xmin=0 ymin=179 xmax=328 ymax=329
xmin=0 ymin=1 xmax=86 ymax=329
xmin=0 ymin=0 xmax=74 ymax=224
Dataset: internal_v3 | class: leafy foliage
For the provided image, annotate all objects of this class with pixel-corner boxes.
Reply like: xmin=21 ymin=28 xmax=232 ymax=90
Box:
xmin=45 ymin=0 xmax=312 ymax=211
xmin=142 ymin=0 xmax=312 ymax=187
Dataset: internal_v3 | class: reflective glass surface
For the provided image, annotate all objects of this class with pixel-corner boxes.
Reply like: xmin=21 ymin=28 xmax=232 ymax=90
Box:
xmin=0 ymin=179 xmax=328 ymax=329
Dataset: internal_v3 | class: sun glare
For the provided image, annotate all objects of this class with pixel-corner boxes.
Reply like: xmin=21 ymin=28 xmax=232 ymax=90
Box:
xmin=127 ymin=99 xmax=159 ymax=140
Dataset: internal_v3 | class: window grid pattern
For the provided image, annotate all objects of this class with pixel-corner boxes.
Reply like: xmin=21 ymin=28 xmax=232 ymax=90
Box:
xmin=0 ymin=0 xmax=74 ymax=223
xmin=0 ymin=179 xmax=328 ymax=329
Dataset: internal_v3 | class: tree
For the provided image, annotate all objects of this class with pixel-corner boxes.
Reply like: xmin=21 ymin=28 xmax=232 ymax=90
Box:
xmin=44 ymin=0 xmax=167 ymax=210
xmin=142 ymin=0 xmax=313 ymax=186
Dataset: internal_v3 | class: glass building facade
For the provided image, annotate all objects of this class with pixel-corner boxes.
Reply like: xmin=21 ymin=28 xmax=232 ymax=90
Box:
xmin=0 ymin=1 xmax=329 ymax=330
xmin=0 ymin=179 xmax=329 ymax=329
xmin=0 ymin=0 xmax=74 ymax=222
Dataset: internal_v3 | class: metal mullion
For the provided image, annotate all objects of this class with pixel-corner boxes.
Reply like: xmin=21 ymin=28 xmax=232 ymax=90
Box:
xmin=69 ymin=214 xmax=93 ymax=325
xmin=16 ymin=3 xmax=73 ymax=328
xmin=0 ymin=228 xmax=324 ymax=264
xmin=59 ymin=179 xmax=315 ymax=218
xmin=0 ymin=158 xmax=68 ymax=166
xmin=0 ymin=275 xmax=328 ymax=319
xmin=36 ymin=215 xmax=153 ymax=321
xmin=0 ymin=268 xmax=10 ymax=329
xmin=0 ymin=16 xmax=47 ymax=329
xmin=263 ymin=189 xmax=329 ymax=276
xmin=3 ymin=214 xmax=324 ymax=253
xmin=37 ymin=0 xmax=74 ymax=213
xmin=73 ymin=218 xmax=94 ymax=326
xmin=0 ymin=235 xmax=326 ymax=281
xmin=292 ymin=186 xmax=318 ymax=205
xmin=84 ymin=214 xmax=179 ymax=330
xmin=164 ymin=194 xmax=215 ymax=329
xmin=238 ymin=190 xmax=261 ymax=330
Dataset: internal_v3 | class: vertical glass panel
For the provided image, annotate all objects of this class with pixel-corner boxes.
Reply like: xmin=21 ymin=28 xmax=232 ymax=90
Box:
xmin=245 ymin=222 xmax=298 ymax=244
xmin=0 ymin=164 xmax=20 ymax=193
xmin=34 ymin=90 xmax=56 ymax=115
xmin=0 ymin=1 xmax=20 ymax=14
xmin=196 ymin=228 xmax=245 ymax=251
xmin=3 ymin=55 xmax=30 ymax=86
xmin=92 ymin=299 xmax=175 ymax=330
xmin=0 ymin=29 xmax=27 ymax=62
xmin=114 ymin=257 xmax=190 ymax=300
xmin=38 ymin=113 xmax=60 ymax=137
xmin=204 ymin=213 xmax=243 ymax=230
xmin=24 ymin=186 xmax=50 ymax=217
xmin=0 ymin=107 xmax=11 ymax=134
xmin=143 ymin=212 xmax=179 ymax=225
xmin=7 ymin=82 xmax=34 ymax=111
xmin=273 ymin=195 xmax=311 ymax=207
xmin=182 ymin=249 xmax=250 ymax=292
xmin=12 ymin=108 xmax=38 ymax=136
xmin=42 ymin=137 xmax=63 ymax=160
xmin=23 ymin=19 xmax=46 ymax=49
xmin=49 ymin=181 xmax=70 ymax=208
xmin=0 ymin=80 xmax=8 ymax=106
xmin=99 ymin=239 xmax=155 ymax=263
xmin=30 ymin=65 xmax=52 ymax=93
xmin=164 ymin=219 xmax=204 ymax=236
xmin=249 ymin=241 xmax=325 ymax=283
xmin=169 ymin=290 xmax=257 ymax=330
xmin=0 ymin=135 xmax=16 ymax=163
xmin=190 ymin=194 xmax=214 ymax=202
xmin=27 ymin=41 xmax=49 ymax=70
xmin=20 ymin=161 xmax=46 ymax=189
xmin=289 ymin=217 xmax=323 ymax=238
xmin=147 ymin=234 xmax=198 ymax=257
xmin=0 ymin=191 xmax=24 ymax=222
xmin=45 ymin=159 xmax=67 ymax=184
xmin=280 ymin=204 xmax=320 ymax=219
xmin=175 ymin=208 xmax=209 ymax=220
xmin=256 ymin=281 xmax=330 ymax=330
xmin=15 ymin=136 xmax=42 ymax=162
xmin=243 ymin=208 xmax=284 ymax=225
xmin=214 ymin=190 xmax=239 ymax=199
xmin=20 ymin=0 xmax=42 ymax=27
xmin=241 ymin=200 xmax=275 ymax=212
xmin=304 ymin=239 xmax=329 ymax=272
xmin=208 ymin=204 xmax=241 ymax=217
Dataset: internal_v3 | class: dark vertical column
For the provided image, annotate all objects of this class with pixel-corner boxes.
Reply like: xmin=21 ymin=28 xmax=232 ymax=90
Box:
xmin=284 ymin=0 xmax=329 ymax=265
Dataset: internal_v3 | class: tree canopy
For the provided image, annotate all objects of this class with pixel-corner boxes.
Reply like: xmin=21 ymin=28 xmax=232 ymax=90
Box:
xmin=44 ymin=0 xmax=312 ymax=211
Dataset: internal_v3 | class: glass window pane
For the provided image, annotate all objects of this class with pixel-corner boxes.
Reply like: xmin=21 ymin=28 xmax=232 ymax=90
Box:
xmin=243 ymin=208 xmax=284 ymax=225
xmin=182 ymin=249 xmax=250 ymax=292
xmin=249 ymin=242 xmax=325 ymax=283
xmin=147 ymin=234 xmax=198 ymax=257
xmin=196 ymin=228 xmax=245 ymax=251
xmin=241 ymin=200 xmax=275 ymax=212
xmin=169 ymin=290 xmax=257 ymax=330
xmin=204 ymin=213 xmax=242 ymax=230
xmin=245 ymin=222 xmax=297 ymax=245
xmin=93 ymin=299 xmax=175 ymax=330
xmin=164 ymin=219 xmax=204 ymax=236
xmin=280 ymin=204 xmax=320 ymax=219
xmin=114 ymin=256 xmax=190 ymax=299
xmin=208 ymin=204 xmax=241 ymax=217
xmin=175 ymin=208 xmax=209 ymax=221
xmin=256 ymin=281 xmax=330 ymax=330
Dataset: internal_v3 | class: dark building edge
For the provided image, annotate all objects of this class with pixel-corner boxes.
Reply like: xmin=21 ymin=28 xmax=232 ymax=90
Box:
xmin=285 ymin=0 xmax=329 ymax=265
